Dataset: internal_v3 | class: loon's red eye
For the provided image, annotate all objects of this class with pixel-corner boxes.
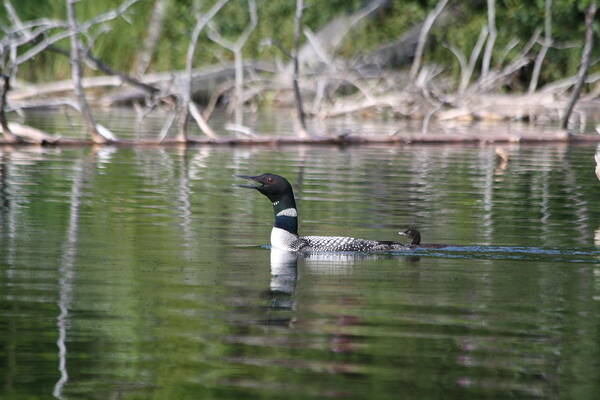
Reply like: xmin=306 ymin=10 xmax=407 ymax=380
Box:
xmin=267 ymin=177 xmax=273 ymax=183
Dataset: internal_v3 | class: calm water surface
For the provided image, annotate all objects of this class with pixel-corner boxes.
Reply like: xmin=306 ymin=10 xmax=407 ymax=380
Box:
xmin=2 ymin=111 xmax=600 ymax=399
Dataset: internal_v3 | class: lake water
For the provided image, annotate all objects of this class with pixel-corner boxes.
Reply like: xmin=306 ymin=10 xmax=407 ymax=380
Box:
xmin=2 ymin=109 xmax=600 ymax=399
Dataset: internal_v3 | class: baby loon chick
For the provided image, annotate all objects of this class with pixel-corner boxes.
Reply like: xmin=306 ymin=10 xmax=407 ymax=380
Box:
xmin=237 ymin=173 xmax=409 ymax=252
xmin=398 ymin=228 xmax=447 ymax=248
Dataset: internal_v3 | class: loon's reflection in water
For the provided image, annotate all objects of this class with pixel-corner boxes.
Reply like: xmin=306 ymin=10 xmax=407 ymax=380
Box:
xmin=262 ymin=248 xmax=421 ymax=325
xmin=265 ymin=248 xmax=298 ymax=311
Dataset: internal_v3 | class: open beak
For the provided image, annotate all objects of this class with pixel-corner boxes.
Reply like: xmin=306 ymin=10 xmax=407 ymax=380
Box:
xmin=235 ymin=174 xmax=263 ymax=189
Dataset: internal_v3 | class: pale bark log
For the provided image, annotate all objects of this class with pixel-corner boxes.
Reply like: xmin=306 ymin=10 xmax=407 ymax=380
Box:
xmin=7 ymin=98 xmax=80 ymax=112
xmin=225 ymin=123 xmax=257 ymax=136
xmin=8 ymin=122 xmax=59 ymax=144
xmin=188 ymin=102 xmax=217 ymax=138
xmin=6 ymin=127 xmax=600 ymax=147
xmin=10 ymin=75 xmax=123 ymax=100
xmin=0 ymin=75 xmax=59 ymax=144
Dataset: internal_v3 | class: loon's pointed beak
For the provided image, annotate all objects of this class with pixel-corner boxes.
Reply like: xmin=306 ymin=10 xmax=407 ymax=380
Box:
xmin=235 ymin=174 xmax=263 ymax=189
xmin=398 ymin=231 xmax=407 ymax=236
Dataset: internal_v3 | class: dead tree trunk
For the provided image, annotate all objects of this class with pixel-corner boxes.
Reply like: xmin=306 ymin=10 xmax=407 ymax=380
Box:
xmin=481 ymin=0 xmax=496 ymax=80
xmin=133 ymin=0 xmax=169 ymax=77
xmin=446 ymin=27 xmax=488 ymax=94
xmin=562 ymin=1 xmax=596 ymax=130
xmin=528 ymin=0 xmax=553 ymax=93
xmin=207 ymin=0 xmax=257 ymax=125
xmin=175 ymin=0 xmax=228 ymax=142
xmin=0 ymin=75 xmax=18 ymax=143
xmin=409 ymin=0 xmax=448 ymax=80
xmin=293 ymin=0 xmax=308 ymax=137
xmin=66 ymin=0 xmax=109 ymax=144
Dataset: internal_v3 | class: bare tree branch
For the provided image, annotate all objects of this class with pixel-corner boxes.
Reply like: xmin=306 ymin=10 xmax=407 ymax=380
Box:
xmin=15 ymin=0 xmax=141 ymax=66
xmin=158 ymin=110 xmax=176 ymax=142
xmin=528 ymin=0 xmax=552 ymax=93
xmin=541 ymin=72 xmax=600 ymax=94
xmin=133 ymin=0 xmax=168 ymax=77
xmin=497 ymin=38 xmax=519 ymax=66
xmin=480 ymin=0 xmax=496 ymax=79
xmin=293 ymin=0 xmax=309 ymax=137
xmin=5 ymin=0 xmax=159 ymax=98
xmin=79 ymin=0 xmax=141 ymax=31
xmin=456 ymin=26 xmax=488 ymax=93
xmin=562 ymin=1 xmax=596 ymax=129
xmin=188 ymin=102 xmax=217 ymax=138
xmin=444 ymin=43 xmax=467 ymax=81
xmin=0 ymin=75 xmax=18 ymax=142
xmin=175 ymin=0 xmax=229 ymax=141
xmin=15 ymin=30 xmax=74 ymax=65
xmin=409 ymin=0 xmax=448 ymax=80
xmin=303 ymin=27 xmax=332 ymax=65
xmin=207 ymin=0 xmax=257 ymax=124
xmin=478 ymin=28 xmax=540 ymax=92
xmin=0 ymin=13 xmax=66 ymax=49
xmin=66 ymin=0 xmax=111 ymax=143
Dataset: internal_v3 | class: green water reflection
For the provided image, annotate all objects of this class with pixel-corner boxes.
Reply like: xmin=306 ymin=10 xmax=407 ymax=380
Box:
xmin=1 ymin=143 xmax=600 ymax=399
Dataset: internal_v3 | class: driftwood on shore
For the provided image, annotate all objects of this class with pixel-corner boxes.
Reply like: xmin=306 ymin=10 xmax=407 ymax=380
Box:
xmin=3 ymin=126 xmax=600 ymax=148
xmin=8 ymin=63 xmax=274 ymax=105
xmin=0 ymin=0 xmax=598 ymax=147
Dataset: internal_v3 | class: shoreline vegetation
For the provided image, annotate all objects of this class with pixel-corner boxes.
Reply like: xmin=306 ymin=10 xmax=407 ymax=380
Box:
xmin=0 ymin=0 xmax=599 ymax=146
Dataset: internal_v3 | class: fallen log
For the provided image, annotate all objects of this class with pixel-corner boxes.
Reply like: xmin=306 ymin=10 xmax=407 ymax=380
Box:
xmin=8 ymin=62 xmax=275 ymax=105
xmin=3 ymin=129 xmax=599 ymax=147
xmin=98 ymin=62 xmax=273 ymax=106
xmin=9 ymin=75 xmax=123 ymax=101
xmin=7 ymin=122 xmax=61 ymax=144
xmin=435 ymin=93 xmax=567 ymax=123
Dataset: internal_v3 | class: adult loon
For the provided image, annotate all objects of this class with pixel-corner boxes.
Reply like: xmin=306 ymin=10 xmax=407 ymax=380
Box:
xmin=237 ymin=173 xmax=409 ymax=252
xmin=398 ymin=228 xmax=447 ymax=248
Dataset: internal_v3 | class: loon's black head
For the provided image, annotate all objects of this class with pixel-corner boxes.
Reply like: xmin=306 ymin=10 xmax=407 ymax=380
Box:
xmin=399 ymin=228 xmax=421 ymax=245
xmin=236 ymin=173 xmax=296 ymax=205
xmin=237 ymin=173 xmax=299 ymax=235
